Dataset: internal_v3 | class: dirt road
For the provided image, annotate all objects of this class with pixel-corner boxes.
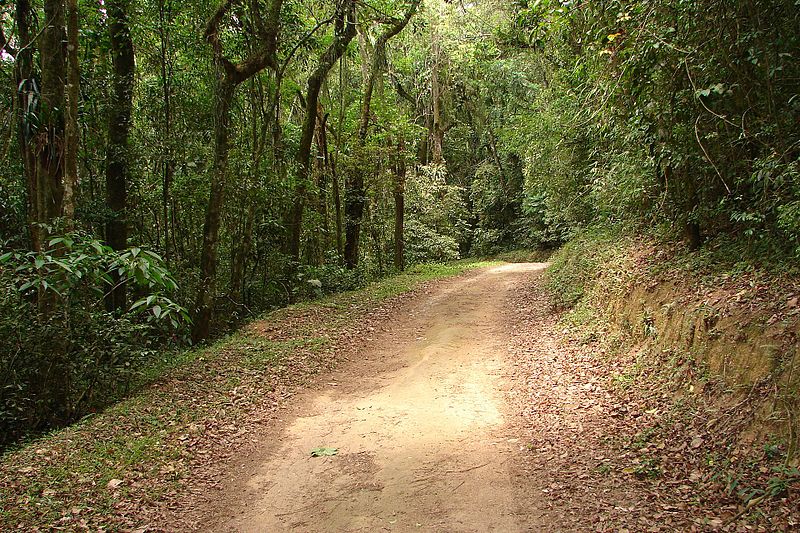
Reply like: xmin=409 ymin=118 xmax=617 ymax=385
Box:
xmin=204 ymin=264 xmax=547 ymax=531
xmin=177 ymin=262 xmax=775 ymax=532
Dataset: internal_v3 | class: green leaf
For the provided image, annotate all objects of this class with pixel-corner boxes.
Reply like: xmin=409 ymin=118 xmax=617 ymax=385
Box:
xmin=52 ymin=259 xmax=74 ymax=273
xmin=130 ymin=298 xmax=148 ymax=311
xmin=310 ymin=447 xmax=339 ymax=457
xmin=152 ymin=305 xmax=162 ymax=318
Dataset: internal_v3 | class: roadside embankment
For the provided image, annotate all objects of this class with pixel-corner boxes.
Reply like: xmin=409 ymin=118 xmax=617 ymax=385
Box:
xmin=545 ymin=228 xmax=799 ymax=525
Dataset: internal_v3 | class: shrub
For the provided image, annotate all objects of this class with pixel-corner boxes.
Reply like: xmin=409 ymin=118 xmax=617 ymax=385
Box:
xmin=0 ymin=232 xmax=189 ymax=448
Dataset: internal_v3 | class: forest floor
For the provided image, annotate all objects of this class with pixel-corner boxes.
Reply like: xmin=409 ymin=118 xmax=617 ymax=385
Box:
xmin=3 ymin=261 xmax=795 ymax=531
xmin=164 ymin=262 xmax=790 ymax=532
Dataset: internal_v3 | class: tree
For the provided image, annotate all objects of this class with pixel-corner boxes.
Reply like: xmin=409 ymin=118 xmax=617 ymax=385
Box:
xmin=193 ymin=0 xmax=283 ymax=342
xmin=105 ymin=0 xmax=135 ymax=312
xmin=285 ymin=0 xmax=357 ymax=262
xmin=63 ymin=0 xmax=79 ymax=222
xmin=393 ymin=138 xmax=406 ymax=270
xmin=343 ymin=0 xmax=419 ymax=269
xmin=25 ymin=0 xmax=67 ymax=251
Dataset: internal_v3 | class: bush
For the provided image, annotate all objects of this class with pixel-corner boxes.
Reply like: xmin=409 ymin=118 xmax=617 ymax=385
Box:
xmin=0 ymin=232 xmax=189 ymax=448
xmin=297 ymin=261 xmax=367 ymax=298
xmin=544 ymin=227 xmax=627 ymax=309
xmin=404 ymin=219 xmax=461 ymax=265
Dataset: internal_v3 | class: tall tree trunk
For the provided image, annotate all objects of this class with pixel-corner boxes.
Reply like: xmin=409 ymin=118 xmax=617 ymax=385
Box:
xmin=332 ymin=150 xmax=343 ymax=258
xmin=158 ymin=0 xmax=175 ymax=261
xmin=343 ymin=0 xmax=418 ymax=269
xmin=64 ymin=0 xmax=80 ymax=222
xmin=368 ymin=200 xmax=384 ymax=275
xmin=193 ymin=77 xmax=234 ymax=342
xmin=14 ymin=0 xmax=39 ymax=249
xmin=430 ymin=32 xmax=444 ymax=165
xmin=333 ymin=55 xmax=346 ymax=259
xmin=393 ymin=139 xmax=406 ymax=271
xmin=286 ymin=0 xmax=357 ymax=261
xmin=314 ymin=104 xmax=330 ymax=254
xmin=33 ymin=0 xmax=67 ymax=248
xmin=32 ymin=0 xmax=69 ymax=423
xmin=105 ymin=0 xmax=135 ymax=312
xmin=193 ymin=0 xmax=283 ymax=341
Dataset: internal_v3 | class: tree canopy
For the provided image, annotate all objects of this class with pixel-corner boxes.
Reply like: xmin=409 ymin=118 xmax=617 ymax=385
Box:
xmin=0 ymin=0 xmax=798 ymax=445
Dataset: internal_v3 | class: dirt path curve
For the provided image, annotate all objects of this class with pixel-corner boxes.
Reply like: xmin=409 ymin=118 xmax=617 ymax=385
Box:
xmin=206 ymin=264 xmax=548 ymax=532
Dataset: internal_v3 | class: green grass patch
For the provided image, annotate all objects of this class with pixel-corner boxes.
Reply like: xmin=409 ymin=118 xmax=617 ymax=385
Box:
xmin=544 ymin=226 xmax=632 ymax=309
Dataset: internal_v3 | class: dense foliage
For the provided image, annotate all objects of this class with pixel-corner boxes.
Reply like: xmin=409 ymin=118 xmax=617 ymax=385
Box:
xmin=0 ymin=0 xmax=797 ymax=444
xmin=507 ymin=0 xmax=800 ymax=250
xmin=0 ymin=233 xmax=186 ymax=445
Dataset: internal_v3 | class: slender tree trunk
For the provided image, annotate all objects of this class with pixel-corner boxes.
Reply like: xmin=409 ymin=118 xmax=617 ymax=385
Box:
xmin=430 ymin=33 xmax=444 ymax=165
xmin=343 ymin=0 xmax=418 ymax=269
xmin=303 ymin=103 xmax=327 ymax=266
xmin=192 ymin=0 xmax=283 ymax=341
xmin=158 ymin=0 xmax=175 ymax=261
xmin=315 ymin=104 xmax=330 ymax=253
xmin=286 ymin=0 xmax=357 ymax=261
xmin=193 ymin=77 xmax=234 ymax=342
xmin=64 ymin=0 xmax=80 ymax=222
xmin=14 ymin=0 xmax=39 ymax=249
xmin=333 ymin=55 xmax=346 ymax=259
xmin=105 ymin=0 xmax=135 ymax=312
xmin=393 ymin=140 xmax=406 ymax=271
xmin=332 ymin=152 xmax=343 ymax=258
xmin=368 ymin=200 xmax=383 ymax=275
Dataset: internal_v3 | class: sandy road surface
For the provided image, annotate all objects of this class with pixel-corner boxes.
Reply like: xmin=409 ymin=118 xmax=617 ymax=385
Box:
xmin=204 ymin=264 xmax=547 ymax=532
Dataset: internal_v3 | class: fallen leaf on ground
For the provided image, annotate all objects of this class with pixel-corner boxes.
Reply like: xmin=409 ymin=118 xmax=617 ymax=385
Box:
xmin=310 ymin=447 xmax=338 ymax=457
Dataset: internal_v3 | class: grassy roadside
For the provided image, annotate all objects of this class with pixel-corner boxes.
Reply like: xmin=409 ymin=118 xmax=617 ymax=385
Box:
xmin=0 ymin=259 xmax=496 ymax=530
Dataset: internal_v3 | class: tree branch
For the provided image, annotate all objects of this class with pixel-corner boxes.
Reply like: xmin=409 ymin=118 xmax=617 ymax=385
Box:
xmin=205 ymin=0 xmax=283 ymax=84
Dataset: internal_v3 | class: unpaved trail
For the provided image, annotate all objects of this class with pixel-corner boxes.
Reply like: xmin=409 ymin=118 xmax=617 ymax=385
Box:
xmin=205 ymin=264 xmax=547 ymax=532
xmin=179 ymin=262 xmax=751 ymax=532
